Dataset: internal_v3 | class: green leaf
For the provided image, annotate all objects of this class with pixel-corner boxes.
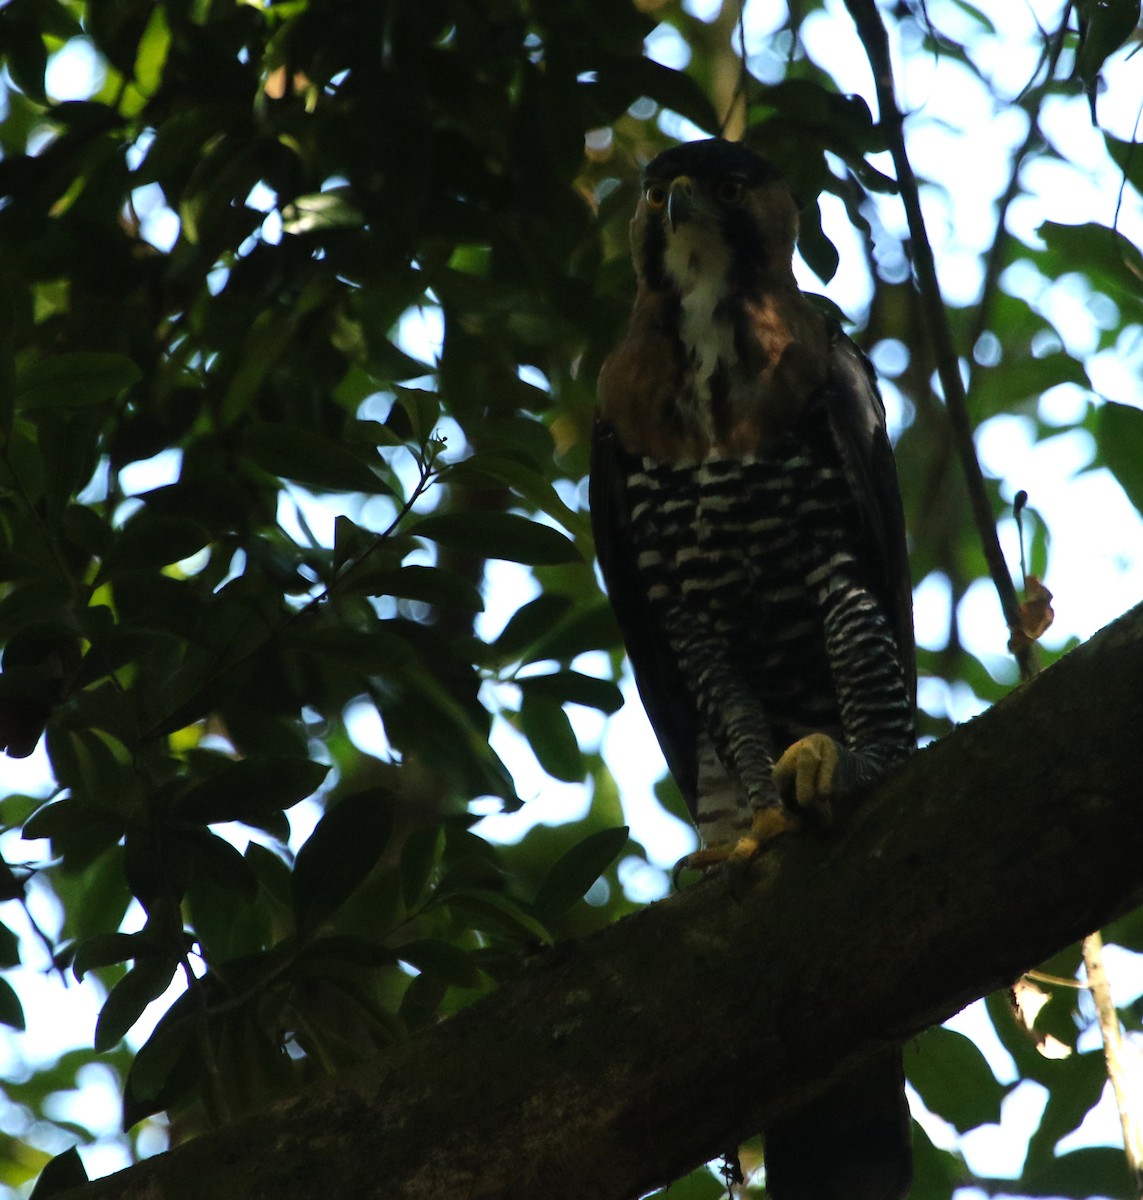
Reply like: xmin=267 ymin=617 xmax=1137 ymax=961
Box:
xmin=132 ymin=3 xmax=170 ymax=95
xmin=325 ymin=864 xmax=404 ymax=942
xmin=639 ymin=1165 xmax=728 ymax=1200
xmin=396 ymin=938 xmax=482 ymax=987
xmin=29 ymin=1147 xmax=88 ymax=1199
xmin=1106 ymin=132 xmax=1143 ymax=201
xmin=95 ymin=959 xmax=177 ymax=1051
xmin=758 ymin=80 xmax=883 ymax=156
xmin=182 ymin=828 xmax=259 ymax=899
xmin=519 ymin=693 xmax=584 ymax=783
xmin=1 ymin=9 xmax=47 ymax=104
xmin=534 ymin=827 xmax=629 ymax=922
xmin=1037 ymin=221 xmax=1143 ymax=303
xmin=399 ymin=970 xmax=448 ymax=1026
xmin=0 ymin=857 xmax=25 ymax=904
xmin=281 ymin=191 xmax=364 ymax=235
xmin=23 ymin=798 xmax=125 ymax=847
xmin=1076 ymin=0 xmax=1140 ymax=85
xmin=0 ymin=920 xmax=21 ymax=967
xmin=368 ymin=342 xmax=433 ymax=385
xmin=96 ymin=515 xmax=211 ymax=581
xmin=1098 ymin=401 xmax=1143 ymax=516
xmin=1106 ymin=904 xmax=1143 ymax=952
xmin=292 ymin=788 xmax=396 ymax=932
xmin=1021 ymin=1145 xmax=1134 ymax=1198
xmin=243 ymin=423 xmax=393 ymax=494
xmin=177 ymin=756 xmax=330 ymax=826
xmin=400 ymin=825 xmax=442 ymax=908
xmin=436 ymin=843 xmax=506 ymax=896
xmin=909 ymin=1121 xmax=968 ymax=1200
xmin=1024 ymin=1050 xmax=1111 ymax=1171
xmin=294 ymin=935 xmax=395 ymax=969
xmin=518 ymin=671 xmax=624 ymax=714
xmin=288 ymin=625 xmax=415 ymax=673
xmin=494 ymin=594 xmax=573 ymax=661
xmin=410 ymin=512 xmax=580 ymax=565
xmin=0 ymin=281 xmax=14 ymax=431
xmin=361 ymin=565 xmax=484 ymax=612
xmin=122 ymin=998 xmax=199 ymax=1128
xmin=446 ymin=888 xmax=553 ymax=946
xmin=595 ymin=58 xmax=720 ymax=133
xmin=73 ymin=932 xmax=161 ymax=981
xmin=394 ymin=388 xmax=441 ymax=442
xmin=519 ymin=601 xmax=623 ymax=664
xmin=906 ymin=1026 xmax=1003 ymax=1133
xmin=16 ymin=354 xmax=141 ymax=411
xmin=0 ymin=976 xmax=24 ymax=1031
xmin=444 ymin=454 xmax=590 ymax=541
xmin=796 ymin=198 xmax=840 ymax=284
xmin=972 ymin=352 xmax=1091 ymax=418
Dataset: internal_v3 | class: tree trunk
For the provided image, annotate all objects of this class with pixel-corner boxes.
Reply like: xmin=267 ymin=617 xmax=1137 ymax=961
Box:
xmin=60 ymin=601 xmax=1143 ymax=1200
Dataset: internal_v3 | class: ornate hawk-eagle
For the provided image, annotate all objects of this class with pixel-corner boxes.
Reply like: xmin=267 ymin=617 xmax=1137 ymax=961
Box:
xmin=590 ymin=138 xmax=916 ymax=1200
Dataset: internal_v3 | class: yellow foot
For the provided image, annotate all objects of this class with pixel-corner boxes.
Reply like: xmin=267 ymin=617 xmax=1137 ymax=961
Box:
xmin=672 ymin=806 xmax=798 ymax=886
xmin=773 ymin=732 xmax=839 ymax=812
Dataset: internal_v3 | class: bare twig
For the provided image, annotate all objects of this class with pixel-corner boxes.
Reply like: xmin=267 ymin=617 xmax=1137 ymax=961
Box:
xmin=1083 ymin=930 xmax=1143 ymax=1197
xmin=965 ymin=13 xmax=1069 ymax=371
xmin=139 ymin=439 xmax=445 ymax=744
xmin=715 ymin=0 xmax=751 ymax=142
xmin=842 ymin=0 xmax=1036 ymax=680
xmin=712 ymin=0 xmax=747 ymax=141
xmin=1023 ymin=967 xmax=1085 ymax=990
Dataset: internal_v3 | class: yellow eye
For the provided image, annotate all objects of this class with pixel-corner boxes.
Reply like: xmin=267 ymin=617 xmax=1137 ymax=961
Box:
xmin=717 ymin=180 xmax=745 ymax=204
xmin=645 ymin=183 xmax=667 ymax=210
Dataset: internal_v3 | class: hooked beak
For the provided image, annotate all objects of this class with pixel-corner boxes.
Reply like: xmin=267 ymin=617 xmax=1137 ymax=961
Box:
xmin=666 ymin=176 xmax=695 ymax=231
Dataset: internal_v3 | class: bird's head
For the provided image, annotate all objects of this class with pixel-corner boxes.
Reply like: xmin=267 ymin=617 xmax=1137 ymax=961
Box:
xmin=630 ymin=138 xmax=799 ymax=295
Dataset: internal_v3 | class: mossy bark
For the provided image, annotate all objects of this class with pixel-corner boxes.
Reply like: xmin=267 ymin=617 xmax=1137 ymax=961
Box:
xmin=61 ymin=601 xmax=1143 ymax=1200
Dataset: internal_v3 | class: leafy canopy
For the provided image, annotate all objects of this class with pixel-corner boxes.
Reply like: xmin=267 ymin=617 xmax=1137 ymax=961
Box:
xmin=0 ymin=0 xmax=1141 ymax=1197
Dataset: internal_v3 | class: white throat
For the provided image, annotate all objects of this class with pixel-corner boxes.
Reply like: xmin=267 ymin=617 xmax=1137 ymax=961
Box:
xmin=662 ymin=225 xmax=738 ymax=404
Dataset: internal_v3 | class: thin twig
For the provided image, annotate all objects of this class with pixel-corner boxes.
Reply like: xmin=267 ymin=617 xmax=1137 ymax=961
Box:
xmin=842 ymin=0 xmax=1036 ymax=680
xmin=723 ymin=0 xmax=750 ymax=139
xmin=1083 ymin=930 xmax=1143 ymax=1197
xmin=712 ymin=0 xmax=747 ymax=141
xmin=966 ymin=10 xmax=1070 ymax=381
xmin=139 ymin=439 xmax=445 ymax=744
xmin=1023 ymin=967 xmax=1086 ymax=989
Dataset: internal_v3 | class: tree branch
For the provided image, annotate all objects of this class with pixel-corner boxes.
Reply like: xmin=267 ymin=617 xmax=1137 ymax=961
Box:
xmin=842 ymin=0 xmax=1035 ymax=678
xmin=1083 ymin=929 xmax=1143 ymax=1195
xmin=61 ymin=601 xmax=1143 ymax=1200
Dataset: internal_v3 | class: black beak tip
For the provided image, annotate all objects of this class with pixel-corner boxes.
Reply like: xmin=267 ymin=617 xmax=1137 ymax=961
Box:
xmin=666 ymin=190 xmax=687 ymax=231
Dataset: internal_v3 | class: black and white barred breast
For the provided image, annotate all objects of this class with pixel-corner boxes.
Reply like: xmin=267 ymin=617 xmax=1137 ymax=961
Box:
xmin=623 ymin=425 xmax=911 ymax=764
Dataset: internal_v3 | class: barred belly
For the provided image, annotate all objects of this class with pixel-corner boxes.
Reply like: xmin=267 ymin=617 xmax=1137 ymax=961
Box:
xmin=624 ymin=442 xmax=912 ymax=844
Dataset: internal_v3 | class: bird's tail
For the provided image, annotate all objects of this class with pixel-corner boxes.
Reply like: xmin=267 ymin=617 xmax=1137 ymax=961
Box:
xmin=762 ymin=1048 xmax=911 ymax=1200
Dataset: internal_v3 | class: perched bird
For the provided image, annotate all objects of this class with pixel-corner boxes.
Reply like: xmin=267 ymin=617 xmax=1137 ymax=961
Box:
xmin=590 ymin=138 xmax=916 ymax=1200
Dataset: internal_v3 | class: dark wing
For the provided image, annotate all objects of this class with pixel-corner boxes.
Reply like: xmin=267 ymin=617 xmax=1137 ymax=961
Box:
xmin=823 ymin=329 xmax=917 ymax=708
xmin=589 ymin=417 xmax=701 ymax=814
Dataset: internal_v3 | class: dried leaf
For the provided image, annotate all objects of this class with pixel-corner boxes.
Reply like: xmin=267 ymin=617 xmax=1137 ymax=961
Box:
xmin=1008 ymin=575 xmax=1054 ymax=653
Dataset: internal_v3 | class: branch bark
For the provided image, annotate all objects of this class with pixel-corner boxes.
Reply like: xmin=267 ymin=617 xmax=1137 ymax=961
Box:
xmin=1083 ymin=929 xmax=1143 ymax=1195
xmin=62 ymin=601 xmax=1143 ymax=1200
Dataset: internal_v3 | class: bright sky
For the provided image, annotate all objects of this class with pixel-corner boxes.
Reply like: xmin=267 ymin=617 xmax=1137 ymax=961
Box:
xmin=3 ymin=0 xmax=1143 ymax=1193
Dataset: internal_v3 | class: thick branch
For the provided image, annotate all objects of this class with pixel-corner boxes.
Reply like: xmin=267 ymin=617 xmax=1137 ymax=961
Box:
xmin=63 ymin=602 xmax=1143 ymax=1200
